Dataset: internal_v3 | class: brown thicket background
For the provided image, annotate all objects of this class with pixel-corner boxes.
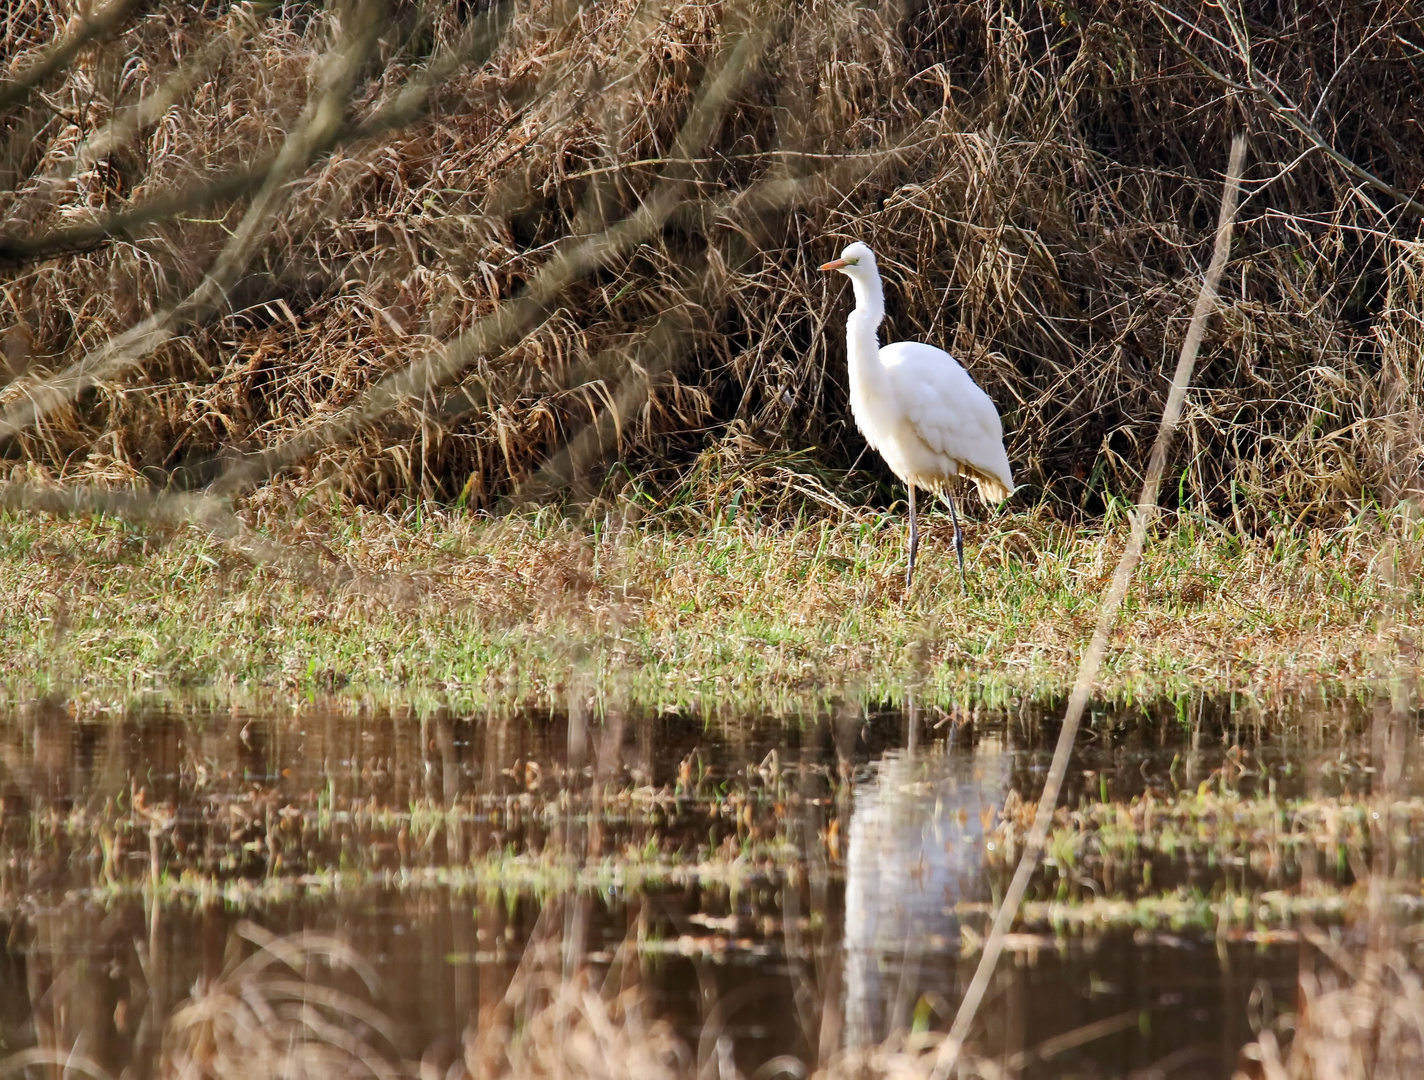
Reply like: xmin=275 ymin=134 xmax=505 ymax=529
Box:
xmin=1 ymin=0 xmax=1422 ymax=524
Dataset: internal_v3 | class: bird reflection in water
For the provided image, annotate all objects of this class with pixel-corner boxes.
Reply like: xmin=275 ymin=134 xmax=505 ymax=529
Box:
xmin=842 ymin=723 xmax=1009 ymax=1046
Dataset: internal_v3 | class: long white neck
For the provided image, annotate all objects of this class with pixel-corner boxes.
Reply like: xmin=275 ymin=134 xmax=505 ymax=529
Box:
xmin=846 ymin=268 xmax=887 ymax=393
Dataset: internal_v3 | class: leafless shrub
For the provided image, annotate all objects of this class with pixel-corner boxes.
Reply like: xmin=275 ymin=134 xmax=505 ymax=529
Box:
xmin=0 ymin=0 xmax=1422 ymax=523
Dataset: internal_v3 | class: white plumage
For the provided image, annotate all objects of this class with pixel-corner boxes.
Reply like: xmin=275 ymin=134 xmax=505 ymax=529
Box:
xmin=819 ymin=241 xmax=1012 ymax=587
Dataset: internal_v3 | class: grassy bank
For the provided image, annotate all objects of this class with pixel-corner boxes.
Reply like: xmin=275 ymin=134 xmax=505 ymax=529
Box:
xmin=3 ymin=499 xmax=1419 ymax=708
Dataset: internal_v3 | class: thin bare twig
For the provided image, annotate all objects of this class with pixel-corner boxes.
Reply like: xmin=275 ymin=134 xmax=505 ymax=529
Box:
xmin=1149 ymin=0 xmax=1424 ymax=220
xmin=2 ymin=0 xmax=278 ymax=231
xmin=931 ymin=132 xmax=1249 ymax=1079
xmin=0 ymin=2 xmax=385 ymax=443
xmin=206 ymin=8 xmax=778 ymax=498
xmin=0 ymin=1 xmax=513 ymax=268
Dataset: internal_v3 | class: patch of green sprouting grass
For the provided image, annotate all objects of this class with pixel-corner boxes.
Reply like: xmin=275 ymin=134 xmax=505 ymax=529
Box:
xmin=0 ymin=495 xmax=1420 ymax=709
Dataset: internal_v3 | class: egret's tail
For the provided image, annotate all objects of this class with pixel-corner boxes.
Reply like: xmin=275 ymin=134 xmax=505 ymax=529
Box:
xmin=965 ymin=467 xmax=1011 ymax=505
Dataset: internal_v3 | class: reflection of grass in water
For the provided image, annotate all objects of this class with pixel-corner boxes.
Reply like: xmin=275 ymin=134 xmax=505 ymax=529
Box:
xmin=4 ymin=710 xmax=1422 ymax=1076
xmin=8 ymin=918 xmax=695 ymax=1080
xmin=1238 ymin=943 xmax=1424 ymax=1080
xmin=164 ymin=922 xmax=402 ymax=1080
xmin=0 ymin=908 xmax=1068 ymax=1080
xmin=3 ymin=752 xmax=1419 ymax=933
xmin=2 ymin=499 xmax=1420 ymax=706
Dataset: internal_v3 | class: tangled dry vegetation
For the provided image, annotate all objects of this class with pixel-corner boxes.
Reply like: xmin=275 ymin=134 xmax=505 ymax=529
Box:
xmin=4 ymin=913 xmax=1090 ymax=1080
xmin=16 ymin=912 xmax=1424 ymax=1080
xmin=1236 ymin=957 xmax=1424 ymax=1080
xmin=0 ymin=0 xmax=1421 ymax=525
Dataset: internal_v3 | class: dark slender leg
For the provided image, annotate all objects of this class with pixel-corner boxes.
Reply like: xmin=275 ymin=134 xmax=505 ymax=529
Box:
xmin=946 ymin=489 xmax=966 ymax=593
xmin=906 ymin=485 xmax=919 ymax=588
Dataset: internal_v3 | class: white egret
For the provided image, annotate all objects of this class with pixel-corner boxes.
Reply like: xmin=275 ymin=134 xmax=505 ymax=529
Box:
xmin=819 ymin=241 xmax=1013 ymax=588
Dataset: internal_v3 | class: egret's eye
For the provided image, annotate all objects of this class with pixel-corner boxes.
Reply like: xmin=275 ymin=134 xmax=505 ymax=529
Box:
xmin=845 ymin=257 xmax=860 ymax=265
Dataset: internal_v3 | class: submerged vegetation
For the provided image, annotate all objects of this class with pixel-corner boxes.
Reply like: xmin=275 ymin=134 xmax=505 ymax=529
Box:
xmin=4 ymin=695 xmax=1420 ymax=928
xmin=2 ymin=691 xmax=1422 ymax=1078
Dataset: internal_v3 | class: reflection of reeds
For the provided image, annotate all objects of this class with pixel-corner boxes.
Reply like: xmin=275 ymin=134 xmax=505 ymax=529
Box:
xmin=0 ymin=909 xmax=1002 ymax=1080
xmin=6 ymin=917 xmax=693 ymax=1080
xmin=18 ymin=907 xmax=1422 ymax=1080
xmin=464 ymin=938 xmax=691 ymax=1080
xmin=1233 ymin=685 xmax=1422 ymax=1080
xmin=15 ymin=910 xmax=1423 ymax=1080
xmin=6 ymin=690 xmax=1424 ymax=1080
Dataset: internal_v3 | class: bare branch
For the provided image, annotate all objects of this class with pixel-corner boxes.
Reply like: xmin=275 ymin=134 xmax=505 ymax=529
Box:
xmin=0 ymin=2 xmax=386 ymax=444
xmin=1149 ymin=0 xmax=1424 ymax=220
xmin=207 ymin=9 xmax=779 ymax=498
xmin=0 ymin=0 xmax=142 ymax=114
xmin=0 ymin=1 xmax=512 ymax=265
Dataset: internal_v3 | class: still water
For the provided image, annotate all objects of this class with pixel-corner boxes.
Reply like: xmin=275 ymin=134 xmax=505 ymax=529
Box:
xmin=0 ymin=688 xmax=1418 ymax=1078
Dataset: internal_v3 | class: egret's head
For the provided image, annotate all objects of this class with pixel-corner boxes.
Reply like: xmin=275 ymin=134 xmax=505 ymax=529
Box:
xmin=818 ymin=241 xmax=877 ymax=281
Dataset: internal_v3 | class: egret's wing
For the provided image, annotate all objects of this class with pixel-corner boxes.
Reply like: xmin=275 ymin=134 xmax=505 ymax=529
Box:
xmin=881 ymin=341 xmax=1011 ymax=491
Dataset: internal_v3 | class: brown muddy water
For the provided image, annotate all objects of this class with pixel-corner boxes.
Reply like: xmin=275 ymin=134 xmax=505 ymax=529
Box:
xmin=1 ymin=687 xmax=1421 ymax=1079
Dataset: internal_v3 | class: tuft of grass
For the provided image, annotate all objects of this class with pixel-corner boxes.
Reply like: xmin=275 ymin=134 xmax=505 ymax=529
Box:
xmin=1236 ymin=946 xmax=1424 ymax=1079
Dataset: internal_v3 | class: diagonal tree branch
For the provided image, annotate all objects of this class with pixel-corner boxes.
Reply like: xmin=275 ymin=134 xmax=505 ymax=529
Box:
xmin=0 ymin=0 xmax=143 ymax=114
xmin=206 ymin=9 xmax=778 ymax=498
xmin=1149 ymin=0 xmax=1424 ymax=220
xmin=0 ymin=91 xmax=921 ymax=554
xmin=0 ymin=2 xmax=422 ymax=445
xmin=1 ymin=1 xmax=279 ymax=237
xmin=0 ymin=1 xmax=513 ymax=265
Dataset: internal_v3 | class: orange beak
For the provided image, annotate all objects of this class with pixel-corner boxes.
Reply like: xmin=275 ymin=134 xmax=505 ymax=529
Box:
xmin=818 ymin=258 xmax=848 ymax=271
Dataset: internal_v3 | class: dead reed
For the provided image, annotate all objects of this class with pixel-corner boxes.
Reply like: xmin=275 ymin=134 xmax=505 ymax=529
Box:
xmin=30 ymin=905 xmax=1424 ymax=1080
xmin=1 ymin=911 xmax=1008 ymax=1080
xmin=1235 ymin=952 xmax=1424 ymax=1080
xmin=0 ymin=0 xmax=1420 ymax=524
xmin=162 ymin=923 xmax=403 ymax=1080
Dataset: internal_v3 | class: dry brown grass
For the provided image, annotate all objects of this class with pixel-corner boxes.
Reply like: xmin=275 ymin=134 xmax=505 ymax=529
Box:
xmin=2 ymin=913 xmax=999 ymax=1080
xmin=162 ymin=923 xmax=403 ymax=1080
xmin=15 ymin=910 xmax=1424 ymax=1080
xmin=1235 ymin=955 xmax=1424 ymax=1080
xmin=0 ymin=0 xmax=1421 ymax=524
xmin=158 ymin=922 xmax=688 ymax=1080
